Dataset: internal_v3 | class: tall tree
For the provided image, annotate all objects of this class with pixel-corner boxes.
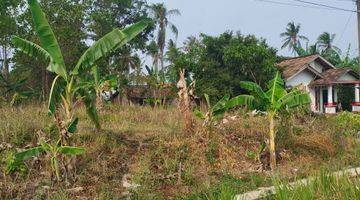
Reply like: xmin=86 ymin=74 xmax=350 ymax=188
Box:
xmin=172 ymin=32 xmax=278 ymax=101
xmin=87 ymin=0 xmax=154 ymax=82
xmin=0 ymin=0 xmax=22 ymax=79
xmin=317 ymin=32 xmax=341 ymax=54
xmin=148 ymin=3 xmax=180 ymax=71
xmin=280 ymin=22 xmax=308 ymax=55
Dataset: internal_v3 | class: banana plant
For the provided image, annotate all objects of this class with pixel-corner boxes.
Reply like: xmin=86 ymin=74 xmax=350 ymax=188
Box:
xmin=0 ymin=74 xmax=34 ymax=106
xmin=145 ymin=65 xmax=167 ymax=106
xmin=8 ymin=0 xmax=148 ymax=180
xmin=7 ymin=139 xmax=84 ymax=181
xmin=12 ymin=0 xmax=149 ymax=139
xmin=194 ymin=94 xmax=230 ymax=128
xmin=7 ymin=107 xmax=84 ymax=181
xmin=232 ymin=71 xmax=311 ymax=170
xmin=194 ymin=93 xmax=253 ymax=129
xmin=86 ymin=65 xmax=118 ymax=110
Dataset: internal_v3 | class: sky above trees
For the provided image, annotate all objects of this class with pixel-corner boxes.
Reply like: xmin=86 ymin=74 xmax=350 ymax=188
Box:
xmin=148 ymin=0 xmax=358 ymax=57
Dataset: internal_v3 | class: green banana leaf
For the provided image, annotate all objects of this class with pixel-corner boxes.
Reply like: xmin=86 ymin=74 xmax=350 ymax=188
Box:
xmin=11 ymin=36 xmax=51 ymax=61
xmin=266 ymin=71 xmax=286 ymax=104
xmin=67 ymin=117 xmax=79 ymax=133
xmin=58 ymin=146 xmax=85 ymax=155
xmin=13 ymin=146 xmax=45 ymax=162
xmin=225 ymin=95 xmax=254 ymax=110
xmin=240 ymin=81 xmax=268 ymax=102
xmin=28 ymin=0 xmax=67 ymax=81
xmin=72 ymin=20 xmax=149 ymax=75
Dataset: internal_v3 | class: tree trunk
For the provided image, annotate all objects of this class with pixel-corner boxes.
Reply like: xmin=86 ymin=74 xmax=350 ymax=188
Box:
xmin=268 ymin=112 xmax=276 ymax=171
xmin=177 ymin=69 xmax=194 ymax=133
xmin=96 ymin=92 xmax=104 ymax=111
xmin=2 ymin=45 xmax=9 ymax=80
xmin=0 ymin=46 xmax=3 ymax=73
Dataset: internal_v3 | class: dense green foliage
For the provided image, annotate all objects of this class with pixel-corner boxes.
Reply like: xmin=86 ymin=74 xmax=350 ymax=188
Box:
xmin=7 ymin=0 xmax=148 ymax=183
xmin=169 ymin=32 xmax=279 ymax=100
xmin=1 ymin=0 xmax=155 ymax=101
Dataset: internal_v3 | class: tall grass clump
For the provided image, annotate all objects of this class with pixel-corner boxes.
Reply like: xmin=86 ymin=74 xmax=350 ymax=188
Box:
xmin=272 ymin=170 xmax=360 ymax=200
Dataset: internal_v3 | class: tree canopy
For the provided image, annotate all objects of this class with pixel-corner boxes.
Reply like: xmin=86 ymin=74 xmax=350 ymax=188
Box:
xmin=170 ymin=32 xmax=279 ymax=100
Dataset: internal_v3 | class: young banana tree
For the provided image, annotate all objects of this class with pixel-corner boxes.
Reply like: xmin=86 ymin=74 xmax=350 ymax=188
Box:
xmin=8 ymin=0 xmax=148 ymax=180
xmin=194 ymin=94 xmax=230 ymax=128
xmin=7 ymin=121 xmax=84 ymax=181
xmin=89 ymin=65 xmax=118 ymax=111
xmin=194 ymin=93 xmax=253 ymax=132
xmin=232 ymin=72 xmax=311 ymax=170
xmin=12 ymin=0 xmax=149 ymax=141
xmin=0 ymin=74 xmax=34 ymax=106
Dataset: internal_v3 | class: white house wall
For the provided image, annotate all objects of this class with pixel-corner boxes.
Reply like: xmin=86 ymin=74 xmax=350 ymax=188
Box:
xmin=339 ymin=73 xmax=358 ymax=81
xmin=286 ymin=69 xmax=317 ymax=112
xmin=309 ymin=61 xmax=324 ymax=73
xmin=309 ymin=87 xmax=317 ymax=112
xmin=286 ymin=69 xmax=316 ymax=88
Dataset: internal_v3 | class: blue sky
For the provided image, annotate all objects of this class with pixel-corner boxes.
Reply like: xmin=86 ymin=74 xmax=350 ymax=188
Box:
xmin=148 ymin=0 xmax=358 ymax=57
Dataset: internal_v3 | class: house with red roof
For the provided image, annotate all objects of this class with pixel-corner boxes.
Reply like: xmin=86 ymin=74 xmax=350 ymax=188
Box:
xmin=277 ymin=54 xmax=360 ymax=114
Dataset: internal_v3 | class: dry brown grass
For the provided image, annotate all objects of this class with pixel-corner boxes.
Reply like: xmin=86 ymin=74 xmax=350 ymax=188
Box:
xmin=0 ymin=105 xmax=359 ymax=199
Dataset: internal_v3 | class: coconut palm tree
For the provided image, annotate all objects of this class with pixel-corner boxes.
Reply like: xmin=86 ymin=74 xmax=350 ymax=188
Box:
xmin=229 ymin=72 xmax=311 ymax=170
xmin=148 ymin=3 xmax=180 ymax=71
xmin=280 ymin=22 xmax=308 ymax=55
xmin=294 ymin=42 xmax=319 ymax=56
xmin=317 ymin=32 xmax=341 ymax=54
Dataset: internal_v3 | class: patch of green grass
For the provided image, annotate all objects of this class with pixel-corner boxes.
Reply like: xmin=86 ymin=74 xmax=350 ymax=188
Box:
xmin=272 ymin=170 xmax=360 ymax=200
xmin=183 ymin=173 xmax=272 ymax=200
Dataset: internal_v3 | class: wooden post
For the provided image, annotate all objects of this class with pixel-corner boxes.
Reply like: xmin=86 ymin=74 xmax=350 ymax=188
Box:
xmin=357 ymin=1 xmax=360 ymax=60
xmin=355 ymin=83 xmax=360 ymax=103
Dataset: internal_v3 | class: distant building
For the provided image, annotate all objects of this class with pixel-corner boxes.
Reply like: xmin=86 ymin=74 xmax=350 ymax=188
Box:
xmin=112 ymin=84 xmax=177 ymax=106
xmin=277 ymin=54 xmax=360 ymax=114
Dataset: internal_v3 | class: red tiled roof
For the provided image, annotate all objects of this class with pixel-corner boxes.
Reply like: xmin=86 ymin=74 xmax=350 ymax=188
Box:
xmin=277 ymin=54 xmax=320 ymax=80
xmin=310 ymin=68 xmax=360 ymax=86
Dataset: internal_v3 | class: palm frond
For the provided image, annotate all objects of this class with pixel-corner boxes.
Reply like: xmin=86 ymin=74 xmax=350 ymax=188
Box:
xmin=167 ymin=9 xmax=181 ymax=16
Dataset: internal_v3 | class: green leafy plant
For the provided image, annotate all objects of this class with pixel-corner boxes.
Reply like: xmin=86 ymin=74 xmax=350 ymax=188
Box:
xmin=12 ymin=0 xmax=148 ymax=138
xmin=0 ymin=74 xmax=34 ymax=106
xmin=79 ymin=65 xmax=118 ymax=111
xmin=194 ymin=94 xmax=230 ymax=128
xmin=194 ymin=93 xmax=253 ymax=129
xmin=7 ymin=138 xmax=84 ymax=181
xmin=232 ymin=72 xmax=311 ymax=170
xmin=8 ymin=0 xmax=148 ymax=180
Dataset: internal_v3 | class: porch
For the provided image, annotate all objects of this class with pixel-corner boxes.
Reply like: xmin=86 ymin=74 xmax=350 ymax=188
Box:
xmin=310 ymin=83 xmax=360 ymax=114
xmin=308 ymin=68 xmax=360 ymax=114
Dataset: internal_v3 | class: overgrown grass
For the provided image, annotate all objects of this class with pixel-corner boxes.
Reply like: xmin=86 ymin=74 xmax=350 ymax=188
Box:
xmin=0 ymin=104 xmax=359 ymax=199
xmin=272 ymin=170 xmax=360 ymax=200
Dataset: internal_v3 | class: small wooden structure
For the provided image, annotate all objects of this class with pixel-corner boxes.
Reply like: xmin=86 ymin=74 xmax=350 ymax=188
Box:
xmin=112 ymin=85 xmax=176 ymax=106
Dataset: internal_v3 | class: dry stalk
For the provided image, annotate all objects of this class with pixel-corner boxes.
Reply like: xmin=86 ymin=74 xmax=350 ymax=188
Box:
xmin=176 ymin=69 xmax=195 ymax=133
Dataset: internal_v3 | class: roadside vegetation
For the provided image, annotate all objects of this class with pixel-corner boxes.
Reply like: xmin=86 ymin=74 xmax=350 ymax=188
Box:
xmin=1 ymin=1 xmax=360 ymax=200
xmin=1 ymin=105 xmax=359 ymax=199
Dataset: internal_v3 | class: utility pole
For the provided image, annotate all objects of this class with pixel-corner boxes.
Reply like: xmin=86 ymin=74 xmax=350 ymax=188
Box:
xmin=357 ymin=0 xmax=360 ymax=59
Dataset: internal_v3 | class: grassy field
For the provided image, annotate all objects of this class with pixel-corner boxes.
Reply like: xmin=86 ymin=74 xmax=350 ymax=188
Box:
xmin=0 ymin=104 xmax=359 ymax=199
